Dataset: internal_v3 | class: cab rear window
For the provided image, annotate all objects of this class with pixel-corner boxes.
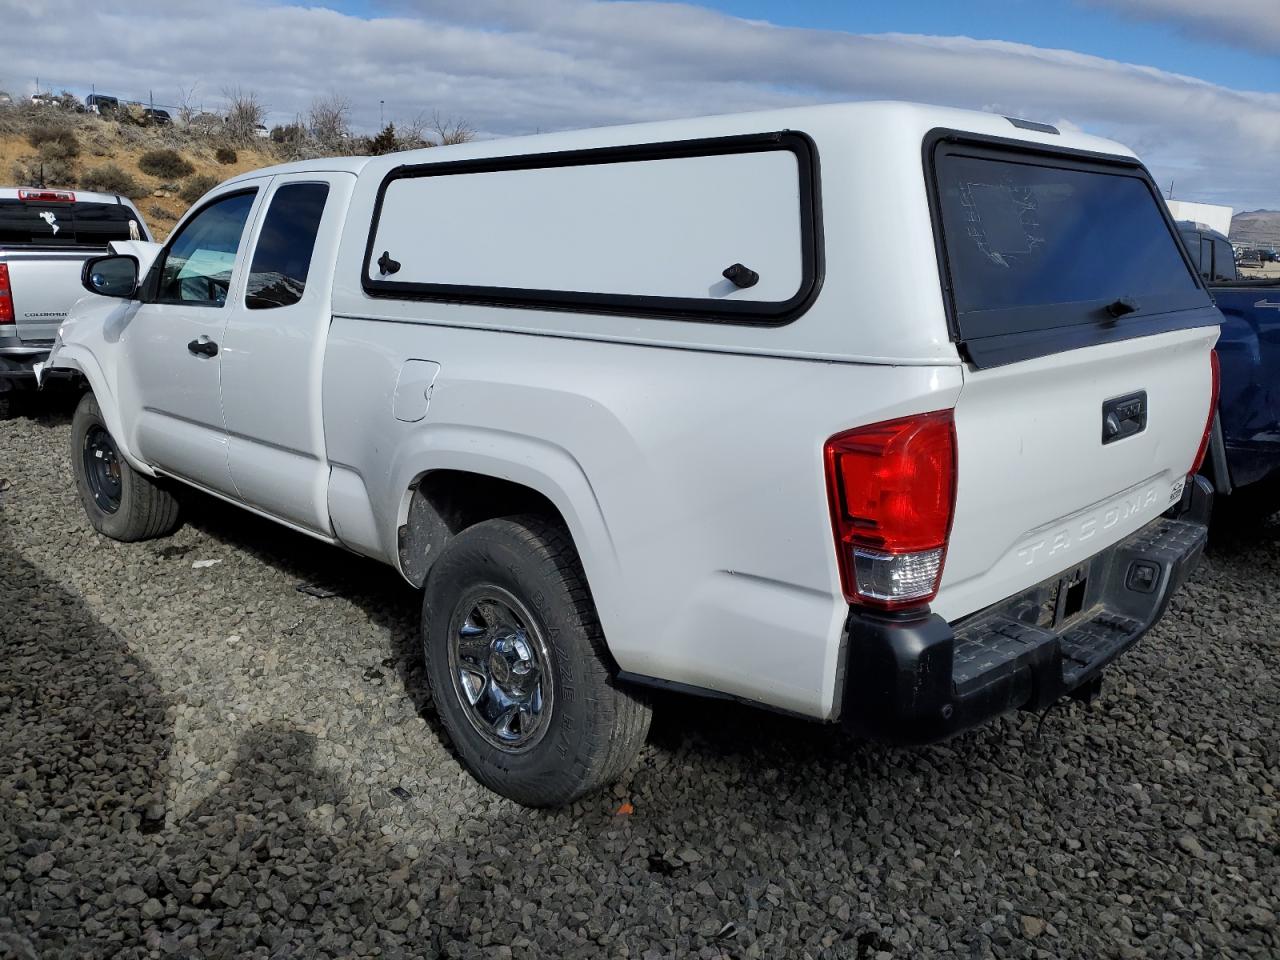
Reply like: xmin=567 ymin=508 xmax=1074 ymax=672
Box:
xmin=931 ymin=140 xmax=1210 ymax=366
xmin=0 ymin=200 xmax=144 ymax=246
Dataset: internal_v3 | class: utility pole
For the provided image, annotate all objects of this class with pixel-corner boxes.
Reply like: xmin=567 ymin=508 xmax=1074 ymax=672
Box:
xmin=380 ymin=99 xmax=385 ymax=127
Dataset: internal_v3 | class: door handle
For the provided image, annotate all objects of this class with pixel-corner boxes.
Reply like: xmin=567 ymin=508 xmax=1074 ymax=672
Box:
xmin=187 ymin=336 xmax=219 ymax=358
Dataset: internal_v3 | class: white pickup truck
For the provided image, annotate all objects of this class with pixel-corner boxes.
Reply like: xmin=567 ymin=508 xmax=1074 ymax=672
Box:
xmin=41 ymin=102 xmax=1219 ymax=806
xmin=0 ymin=187 xmax=151 ymax=415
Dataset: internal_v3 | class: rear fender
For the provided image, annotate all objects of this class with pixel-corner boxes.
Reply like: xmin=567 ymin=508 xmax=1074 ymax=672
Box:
xmin=378 ymin=428 xmax=622 ymax=635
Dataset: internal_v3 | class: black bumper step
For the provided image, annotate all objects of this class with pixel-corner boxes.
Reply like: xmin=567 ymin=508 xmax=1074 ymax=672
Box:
xmin=841 ymin=476 xmax=1212 ymax=744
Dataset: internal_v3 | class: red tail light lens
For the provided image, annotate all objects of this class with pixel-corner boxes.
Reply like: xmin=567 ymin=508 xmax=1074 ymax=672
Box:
xmin=1189 ymin=349 xmax=1220 ymax=476
xmin=824 ymin=410 xmax=957 ymax=609
xmin=0 ymin=264 xmax=14 ymax=325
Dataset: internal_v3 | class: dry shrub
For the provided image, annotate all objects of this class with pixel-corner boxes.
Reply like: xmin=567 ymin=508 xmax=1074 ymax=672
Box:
xmin=80 ymin=163 xmax=144 ymax=197
xmin=11 ymin=155 xmax=76 ymax=188
xmin=138 ymin=149 xmax=195 ymax=179
xmin=27 ymin=127 xmax=80 ymax=159
xmin=180 ymin=173 xmax=219 ymax=203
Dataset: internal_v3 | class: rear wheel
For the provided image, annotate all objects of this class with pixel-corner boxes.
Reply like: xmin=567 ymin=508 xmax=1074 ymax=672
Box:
xmin=422 ymin=515 xmax=651 ymax=807
xmin=71 ymin=392 xmax=180 ymax=541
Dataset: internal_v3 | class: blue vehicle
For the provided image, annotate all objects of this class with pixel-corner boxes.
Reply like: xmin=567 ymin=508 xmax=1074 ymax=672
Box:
xmin=1178 ymin=222 xmax=1280 ymax=509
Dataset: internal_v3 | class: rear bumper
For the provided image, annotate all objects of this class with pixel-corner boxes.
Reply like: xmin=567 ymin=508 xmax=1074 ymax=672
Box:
xmin=841 ymin=475 xmax=1212 ymax=744
xmin=0 ymin=344 xmax=70 ymax=388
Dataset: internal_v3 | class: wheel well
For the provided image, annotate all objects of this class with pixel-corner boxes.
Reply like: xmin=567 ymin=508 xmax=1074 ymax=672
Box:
xmin=397 ymin=470 xmax=564 ymax=587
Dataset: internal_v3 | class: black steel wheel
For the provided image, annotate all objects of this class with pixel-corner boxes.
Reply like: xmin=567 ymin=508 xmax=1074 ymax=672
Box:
xmin=82 ymin=424 xmax=123 ymax=514
xmin=71 ymin=392 xmax=180 ymax=542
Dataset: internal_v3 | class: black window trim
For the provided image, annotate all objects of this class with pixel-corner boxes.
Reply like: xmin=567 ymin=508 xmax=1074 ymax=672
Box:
xmin=145 ymin=187 xmax=259 ymax=307
xmin=360 ymin=130 xmax=824 ymax=326
xmin=922 ymin=129 xmax=1215 ymax=369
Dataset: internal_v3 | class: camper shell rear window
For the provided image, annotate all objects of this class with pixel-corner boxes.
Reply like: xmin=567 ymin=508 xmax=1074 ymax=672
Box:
xmin=927 ymin=133 xmax=1213 ymax=368
xmin=0 ymin=200 xmax=144 ymax=247
xmin=361 ymin=131 xmax=823 ymax=325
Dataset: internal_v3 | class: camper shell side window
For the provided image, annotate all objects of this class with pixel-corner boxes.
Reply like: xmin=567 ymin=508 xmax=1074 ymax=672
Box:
xmin=361 ymin=131 xmax=824 ymax=326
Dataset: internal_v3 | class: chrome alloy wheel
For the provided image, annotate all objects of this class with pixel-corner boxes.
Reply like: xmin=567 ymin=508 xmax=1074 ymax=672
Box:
xmin=83 ymin=424 xmax=122 ymax=514
xmin=447 ymin=587 xmax=555 ymax=752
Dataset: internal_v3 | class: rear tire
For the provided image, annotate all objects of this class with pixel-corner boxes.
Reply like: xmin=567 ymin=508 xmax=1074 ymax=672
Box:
xmin=422 ymin=515 xmax=651 ymax=807
xmin=71 ymin=392 xmax=180 ymax=542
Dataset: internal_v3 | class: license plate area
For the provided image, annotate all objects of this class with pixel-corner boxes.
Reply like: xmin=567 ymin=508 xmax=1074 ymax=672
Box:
xmin=1029 ymin=564 xmax=1091 ymax=630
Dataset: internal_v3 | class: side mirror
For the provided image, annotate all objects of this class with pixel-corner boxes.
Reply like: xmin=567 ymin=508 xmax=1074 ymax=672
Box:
xmin=81 ymin=254 xmax=139 ymax=299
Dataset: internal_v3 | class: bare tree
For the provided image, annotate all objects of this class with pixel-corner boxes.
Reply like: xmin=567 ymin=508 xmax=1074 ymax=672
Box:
xmin=222 ymin=86 xmax=265 ymax=143
xmin=307 ymin=93 xmax=351 ymax=153
xmin=429 ymin=110 xmax=475 ymax=146
xmin=176 ymin=82 xmax=201 ymax=125
xmin=395 ymin=110 xmax=475 ymax=150
xmin=396 ymin=111 xmax=432 ymax=150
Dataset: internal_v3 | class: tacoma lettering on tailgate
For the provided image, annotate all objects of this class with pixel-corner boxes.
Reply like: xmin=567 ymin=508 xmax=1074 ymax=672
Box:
xmin=1015 ymin=478 xmax=1179 ymax=568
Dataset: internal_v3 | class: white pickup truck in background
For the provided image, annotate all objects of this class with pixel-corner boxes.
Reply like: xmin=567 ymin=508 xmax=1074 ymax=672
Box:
xmin=41 ymin=101 xmax=1219 ymax=806
xmin=0 ymin=187 xmax=150 ymax=415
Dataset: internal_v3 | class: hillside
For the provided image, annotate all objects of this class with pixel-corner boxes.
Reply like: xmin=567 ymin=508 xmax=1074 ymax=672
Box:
xmin=0 ymin=110 xmax=283 ymax=240
xmin=1231 ymin=210 xmax=1280 ymax=247
xmin=2 ymin=102 xmax=471 ymax=242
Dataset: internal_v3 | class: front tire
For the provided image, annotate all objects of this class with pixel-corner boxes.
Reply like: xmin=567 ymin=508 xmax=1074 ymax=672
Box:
xmin=423 ymin=515 xmax=651 ymax=807
xmin=71 ymin=392 xmax=180 ymax=542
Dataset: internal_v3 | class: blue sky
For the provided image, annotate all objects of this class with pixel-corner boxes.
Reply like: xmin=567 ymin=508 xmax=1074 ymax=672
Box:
xmin=696 ymin=0 xmax=1279 ymax=92
xmin=5 ymin=0 xmax=1278 ymax=209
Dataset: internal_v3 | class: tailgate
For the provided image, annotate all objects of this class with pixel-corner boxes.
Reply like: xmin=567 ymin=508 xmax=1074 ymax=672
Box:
xmin=936 ymin=326 xmax=1217 ymax=621
xmin=2 ymin=255 xmax=89 ymax=344
xmin=924 ymin=133 xmax=1220 ymax=622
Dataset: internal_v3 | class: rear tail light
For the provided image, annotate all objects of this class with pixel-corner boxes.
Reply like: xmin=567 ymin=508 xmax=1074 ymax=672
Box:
xmin=18 ymin=189 xmax=75 ymax=202
xmin=1189 ymin=349 xmax=1220 ymax=476
xmin=0 ymin=264 xmax=14 ymax=325
xmin=824 ymin=410 xmax=957 ymax=609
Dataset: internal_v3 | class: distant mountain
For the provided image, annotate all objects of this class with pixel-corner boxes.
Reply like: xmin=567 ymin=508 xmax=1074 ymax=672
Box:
xmin=1231 ymin=210 xmax=1280 ymax=246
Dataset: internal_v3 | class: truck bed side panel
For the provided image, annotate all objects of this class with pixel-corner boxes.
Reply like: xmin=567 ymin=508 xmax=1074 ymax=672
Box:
xmin=322 ymin=316 xmax=963 ymax=719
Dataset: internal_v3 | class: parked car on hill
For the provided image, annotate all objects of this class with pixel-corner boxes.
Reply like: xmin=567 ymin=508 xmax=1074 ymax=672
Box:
xmin=40 ymin=102 xmax=1218 ymax=805
xmin=0 ymin=187 xmax=151 ymax=416
xmin=1178 ymin=222 xmax=1280 ymax=511
xmin=85 ymin=94 xmax=119 ymax=115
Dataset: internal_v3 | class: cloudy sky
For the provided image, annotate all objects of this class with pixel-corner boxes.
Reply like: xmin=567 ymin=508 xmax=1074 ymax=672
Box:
xmin=2 ymin=0 xmax=1277 ymax=210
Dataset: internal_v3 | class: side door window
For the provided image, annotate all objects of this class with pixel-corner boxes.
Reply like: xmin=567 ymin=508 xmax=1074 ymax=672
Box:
xmin=244 ymin=183 xmax=330 ymax=309
xmin=1212 ymin=239 xmax=1237 ymax=282
xmin=1198 ymin=237 xmax=1212 ymax=281
xmin=155 ymin=191 xmax=257 ymax=306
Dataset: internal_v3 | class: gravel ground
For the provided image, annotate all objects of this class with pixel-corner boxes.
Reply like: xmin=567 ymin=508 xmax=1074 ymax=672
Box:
xmin=1 ymin=400 xmax=1277 ymax=960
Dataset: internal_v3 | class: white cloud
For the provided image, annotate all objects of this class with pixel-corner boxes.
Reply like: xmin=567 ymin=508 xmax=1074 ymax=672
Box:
xmin=1 ymin=0 xmax=1276 ymax=210
xmin=1083 ymin=0 xmax=1280 ymax=57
